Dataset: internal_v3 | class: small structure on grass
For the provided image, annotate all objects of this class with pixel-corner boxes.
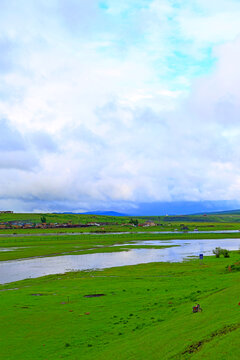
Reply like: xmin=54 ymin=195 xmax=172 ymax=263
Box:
xmin=192 ymin=304 xmax=202 ymax=313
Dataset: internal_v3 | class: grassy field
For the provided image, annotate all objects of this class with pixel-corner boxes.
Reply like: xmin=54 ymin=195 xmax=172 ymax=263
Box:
xmin=1 ymin=219 xmax=240 ymax=359
xmin=1 ymin=213 xmax=240 ymax=236
xmin=1 ymin=231 xmax=240 ymax=261
xmin=0 ymin=253 xmax=240 ymax=359
xmin=0 ymin=211 xmax=240 ymax=224
xmin=0 ymin=221 xmax=240 ymax=235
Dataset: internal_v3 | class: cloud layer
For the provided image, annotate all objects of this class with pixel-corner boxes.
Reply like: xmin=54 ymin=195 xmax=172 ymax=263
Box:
xmin=0 ymin=0 xmax=240 ymax=212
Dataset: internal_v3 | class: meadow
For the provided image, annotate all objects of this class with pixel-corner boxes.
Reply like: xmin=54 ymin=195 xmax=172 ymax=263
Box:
xmin=0 ymin=211 xmax=240 ymax=224
xmin=1 ymin=213 xmax=240 ymax=359
xmin=0 ymin=252 xmax=240 ymax=359
xmin=0 ymin=221 xmax=240 ymax=236
xmin=1 ymin=212 xmax=240 ymax=236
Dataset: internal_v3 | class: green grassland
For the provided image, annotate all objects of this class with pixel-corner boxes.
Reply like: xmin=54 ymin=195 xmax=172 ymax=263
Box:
xmin=0 ymin=253 xmax=240 ymax=359
xmin=1 ymin=214 xmax=240 ymax=359
xmin=0 ymin=211 xmax=238 ymax=224
xmin=1 ymin=231 xmax=240 ymax=261
xmin=1 ymin=213 xmax=240 ymax=237
xmin=0 ymin=221 xmax=240 ymax=235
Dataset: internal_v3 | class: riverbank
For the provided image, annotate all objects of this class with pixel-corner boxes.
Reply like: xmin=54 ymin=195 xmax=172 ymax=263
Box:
xmin=1 ymin=232 xmax=240 ymax=262
xmin=0 ymin=233 xmax=181 ymax=261
xmin=0 ymin=252 xmax=240 ymax=359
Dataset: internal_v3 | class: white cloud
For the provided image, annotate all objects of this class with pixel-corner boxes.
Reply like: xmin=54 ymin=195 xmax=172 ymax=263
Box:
xmin=0 ymin=1 xmax=240 ymax=212
xmin=179 ymin=12 xmax=240 ymax=44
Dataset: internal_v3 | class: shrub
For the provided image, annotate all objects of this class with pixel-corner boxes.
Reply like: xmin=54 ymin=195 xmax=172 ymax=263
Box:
xmin=222 ymin=249 xmax=230 ymax=258
xmin=226 ymin=263 xmax=240 ymax=272
xmin=213 ymin=247 xmax=221 ymax=258
xmin=129 ymin=218 xmax=138 ymax=226
xmin=213 ymin=247 xmax=230 ymax=258
xmin=41 ymin=215 xmax=46 ymax=223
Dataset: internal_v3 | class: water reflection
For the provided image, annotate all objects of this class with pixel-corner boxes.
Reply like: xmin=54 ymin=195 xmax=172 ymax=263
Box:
xmin=0 ymin=238 xmax=239 ymax=284
xmin=0 ymin=247 xmax=22 ymax=252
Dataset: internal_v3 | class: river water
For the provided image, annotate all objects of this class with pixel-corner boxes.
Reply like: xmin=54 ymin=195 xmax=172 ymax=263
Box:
xmin=0 ymin=238 xmax=240 ymax=284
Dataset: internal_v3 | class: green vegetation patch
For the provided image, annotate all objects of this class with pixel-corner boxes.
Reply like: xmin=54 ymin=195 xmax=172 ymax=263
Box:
xmin=1 ymin=212 xmax=240 ymax=236
xmin=0 ymin=253 xmax=240 ymax=359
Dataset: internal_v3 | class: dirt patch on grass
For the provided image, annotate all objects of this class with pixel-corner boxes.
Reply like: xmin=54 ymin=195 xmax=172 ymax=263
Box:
xmin=174 ymin=323 xmax=240 ymax=359
xmin=84 ymin=294 xmax=105 ymax=298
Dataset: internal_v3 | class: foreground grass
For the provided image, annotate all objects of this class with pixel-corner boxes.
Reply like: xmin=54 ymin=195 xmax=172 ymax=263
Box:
xmin=0 ymin=253 xmax=240 ymax=359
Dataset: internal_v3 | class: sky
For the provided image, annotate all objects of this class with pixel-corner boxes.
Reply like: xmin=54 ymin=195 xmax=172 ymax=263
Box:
xmin=1 ymin=0 xmax=240 ymax=214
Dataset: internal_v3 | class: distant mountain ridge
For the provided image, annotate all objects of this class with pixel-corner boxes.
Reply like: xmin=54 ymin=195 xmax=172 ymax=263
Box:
xmin=55 ymin=211 xmax=128 ymax=217
xmin=81 ymin=211 xmax=128 ymax=216
xmin=195 ymin=209 xmax=240 ymax=215
xmin=53 ymin=202 xmax=240 ymax=217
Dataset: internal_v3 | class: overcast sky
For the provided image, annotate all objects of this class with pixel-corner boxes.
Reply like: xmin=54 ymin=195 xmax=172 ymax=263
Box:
xmin=1 ymin=0 xmax=240 ymax=213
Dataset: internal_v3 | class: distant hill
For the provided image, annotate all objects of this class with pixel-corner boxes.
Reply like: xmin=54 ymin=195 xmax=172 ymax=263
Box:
xmin=122 ymin=200 xmax=240 ymax=216
xmin=81 ymin=211 xmax=128 ymax=216
xmin=56 ymin=211 xmax=128 ymax=217
xmin=197 ymin=209 xmax=240 ymax=215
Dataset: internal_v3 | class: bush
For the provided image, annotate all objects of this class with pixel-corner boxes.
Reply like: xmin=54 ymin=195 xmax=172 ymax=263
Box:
xmin=213 ymin=247 xmax=230 ymax=258
xmin=226 ymin=262 xmax=240 ymax=272
xmin=213 ymin=247 xmax=221 ymax=258
xmin=129 ymin=218 xmax=138 ymax=226
xmin=41 ymin=215 xmax=46 ymax=223
xmin=222 ymin=249 xmax=230 ymax=258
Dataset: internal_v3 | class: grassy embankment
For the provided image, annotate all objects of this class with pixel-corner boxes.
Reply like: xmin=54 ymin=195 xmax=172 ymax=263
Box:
xmin=1 ymin=232 xmax=240 ymax=261
xmin=0 ymin=252 xmax=240 ymax=359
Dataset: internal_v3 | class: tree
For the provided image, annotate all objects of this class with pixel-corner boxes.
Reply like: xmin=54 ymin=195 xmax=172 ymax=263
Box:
xmin=41 ymin=215 xmax=46 ymax=224
xmin=129 ymin=218 xmax=138 ymax=226
xmin=213 ymin=247 xmax=230 ymax=258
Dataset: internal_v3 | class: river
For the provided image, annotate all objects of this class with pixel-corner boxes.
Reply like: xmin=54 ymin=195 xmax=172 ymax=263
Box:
xmin=0 ymin=237 xmax=239 ymax=284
